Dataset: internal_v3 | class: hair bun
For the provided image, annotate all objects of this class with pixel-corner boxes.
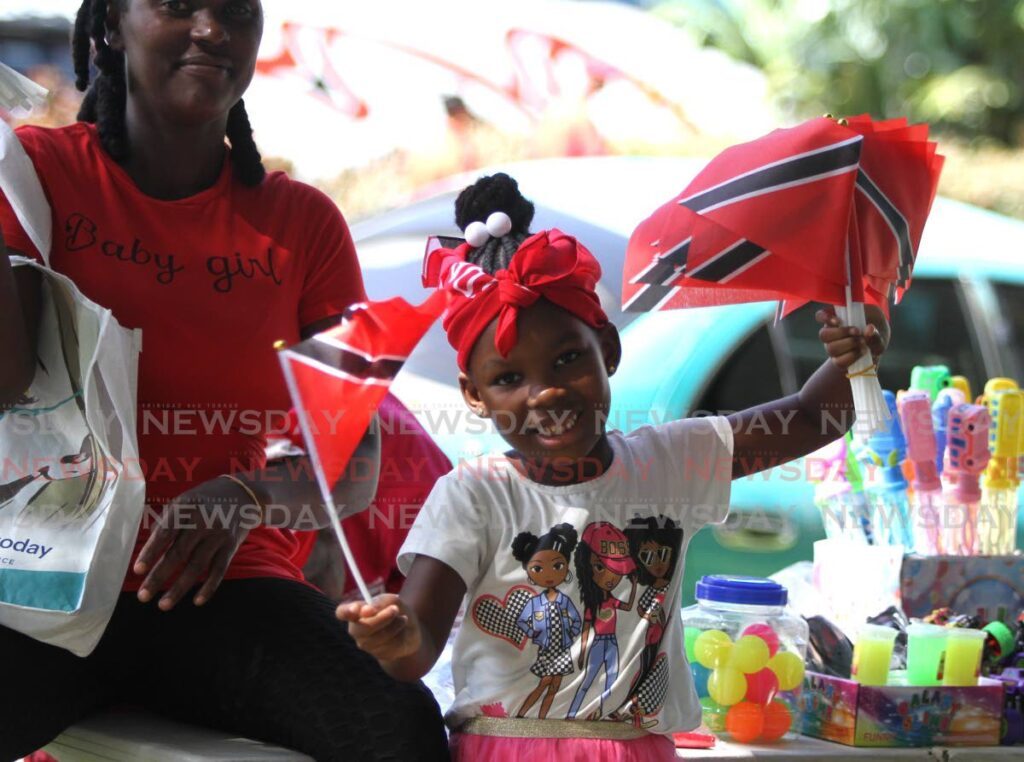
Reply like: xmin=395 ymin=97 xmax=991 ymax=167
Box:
xmin=454 ymin=173 xmax=535 ymax=236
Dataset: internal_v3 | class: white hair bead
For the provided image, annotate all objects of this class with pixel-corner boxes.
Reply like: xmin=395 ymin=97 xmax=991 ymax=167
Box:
xmin=485 ymin=211 xmax=513 ymax=238
xmin=465 ymin=221 xmax=490 ymax=248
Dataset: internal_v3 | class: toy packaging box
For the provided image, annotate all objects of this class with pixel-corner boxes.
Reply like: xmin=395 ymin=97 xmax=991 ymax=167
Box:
xmin=800 ymin=671 xmax=1004 ymax=747
xmin=900 ymin=554 xmax=1024 ymax=621
xmin=812 ymin=540 xmax=1024 ymax=630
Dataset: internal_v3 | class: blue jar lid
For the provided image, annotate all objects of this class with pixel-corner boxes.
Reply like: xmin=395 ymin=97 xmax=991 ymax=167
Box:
xmin=695 ymin=575 xmax=788 ymax=607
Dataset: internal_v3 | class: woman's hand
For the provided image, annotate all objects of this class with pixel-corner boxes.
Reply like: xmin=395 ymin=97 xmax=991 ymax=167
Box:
xmin=336 ymin=594 xmax=423 ymax=665
xmin=816 ymin=304 xmax=890 ymax=370
xmin=134 ymin=476 xmax=262 ymax=610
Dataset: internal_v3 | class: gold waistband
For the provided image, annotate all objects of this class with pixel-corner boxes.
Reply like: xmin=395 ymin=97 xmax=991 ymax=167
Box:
xmin=456 ymin=716 xmax=651 ymax=741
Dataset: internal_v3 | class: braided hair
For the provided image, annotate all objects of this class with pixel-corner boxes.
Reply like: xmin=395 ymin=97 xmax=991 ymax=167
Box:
xmin=454 ymin=173 xmax=535 ymax=274
xmin=72 ymin=0 xmax=265 ymax=186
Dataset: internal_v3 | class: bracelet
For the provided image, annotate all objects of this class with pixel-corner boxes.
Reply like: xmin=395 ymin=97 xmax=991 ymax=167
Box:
xmin=846 ymin=363 xmax=879 ymax=380
xmin=219 ymin=473 xmax=266 ymax=525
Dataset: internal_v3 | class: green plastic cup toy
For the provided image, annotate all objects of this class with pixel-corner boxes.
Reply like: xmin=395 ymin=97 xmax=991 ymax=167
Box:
xmin=905 ymin=623 xmax=946 ymax=686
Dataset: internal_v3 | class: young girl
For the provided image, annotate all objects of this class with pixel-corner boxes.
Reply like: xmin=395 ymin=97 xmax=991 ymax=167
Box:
xmin=338 ymin=173 xmax=889 ymax=760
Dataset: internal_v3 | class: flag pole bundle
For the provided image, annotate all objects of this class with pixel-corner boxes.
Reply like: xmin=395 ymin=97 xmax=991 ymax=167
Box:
xmin=623 ymin=115 xmax=943 ymax=436
xmin=277 ymin=292 xmax=447 ymax=603
xmin=0 ymin=62 xmax=48 ymax=113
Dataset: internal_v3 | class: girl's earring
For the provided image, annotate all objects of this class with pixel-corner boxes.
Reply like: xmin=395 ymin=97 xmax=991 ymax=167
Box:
xmin=607 ymin=364 xmax=617 ymax=375
xmin=565 ymin=571 xmax=573 ymax=584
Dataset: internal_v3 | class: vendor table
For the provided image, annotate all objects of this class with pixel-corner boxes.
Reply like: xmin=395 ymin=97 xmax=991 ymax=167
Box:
xmin=678 ymin=737 xmax=1020 ymax=760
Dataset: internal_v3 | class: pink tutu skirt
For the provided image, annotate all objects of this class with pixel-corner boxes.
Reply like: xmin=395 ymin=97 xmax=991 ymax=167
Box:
xmin=450 ymin=731 xmax=678 ymax=761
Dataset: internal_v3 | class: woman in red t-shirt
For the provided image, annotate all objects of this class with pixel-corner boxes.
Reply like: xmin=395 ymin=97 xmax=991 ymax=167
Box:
xmin=0 ymin=2 xmax=446 ymax=759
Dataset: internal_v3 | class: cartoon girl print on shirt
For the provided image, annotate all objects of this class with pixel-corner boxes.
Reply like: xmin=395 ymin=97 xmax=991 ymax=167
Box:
xmin=626 ymin=515 xmax=684 ymax=685
xmin=567 ymin=521 xmax=637 ymax=720
xmin=608 ymin=515 xmax=684 ymax=728
xmin=510 ymin=523 xmax=582 ymax=719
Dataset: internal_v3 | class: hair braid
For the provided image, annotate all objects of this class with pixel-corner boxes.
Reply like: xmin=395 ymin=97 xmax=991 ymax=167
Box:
xmin=226 ymin=99 xmax=266 ymax=186
xmin=73 ymin=0 xmax=129 ymax=161
xmin=71 ymin=0 xmax=266 ymax=185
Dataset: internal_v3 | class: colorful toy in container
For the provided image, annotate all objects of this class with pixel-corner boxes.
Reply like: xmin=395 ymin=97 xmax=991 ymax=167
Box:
xmin=910 ymin=365 xmax=952 ymax=402
xmin=681 ymin=576 xmax=808 ymax=744
xmin=899 ymin=391 xmax=944 ymax=554
xmin=933 ymin=387 xmax=966 ymax=477
xmin=943 ymin=403 xmax=991 ymax=555
xmin=854 ymin=390 xmax=913 ymax=549
xmin=980 ymin=387 xmax=1022 ymax=555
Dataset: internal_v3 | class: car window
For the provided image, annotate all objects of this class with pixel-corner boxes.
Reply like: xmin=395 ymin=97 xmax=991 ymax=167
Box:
xmin=993 ymin=283 xmax=1024 ymax=382
xmin=779 ymin=278 xmax=986 ymax=394
xmin=695 ymin=325 xmax=783 ymax=415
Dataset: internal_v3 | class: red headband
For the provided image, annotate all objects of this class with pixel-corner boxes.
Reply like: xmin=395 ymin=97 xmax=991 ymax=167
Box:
xmin=422 ymin=229 xmax=609 ymax=372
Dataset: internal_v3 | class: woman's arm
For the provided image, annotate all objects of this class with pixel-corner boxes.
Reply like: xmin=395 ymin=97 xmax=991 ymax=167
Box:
xmin=236 ymin=416 xmax=381 ymax=530
xmin=338 ymin=555 xmax=466 ymax=682
xmin=729 ymin=306 xmax=890 ymax=480
xmin=0 ymin=230 xmax=42 ymax=405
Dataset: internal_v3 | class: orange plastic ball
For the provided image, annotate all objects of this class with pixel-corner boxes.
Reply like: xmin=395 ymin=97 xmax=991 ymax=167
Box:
xmin=725 ymin=701 xmax=765 ymax=744
xmin=761 ymin=700 xmax=793 ymax=742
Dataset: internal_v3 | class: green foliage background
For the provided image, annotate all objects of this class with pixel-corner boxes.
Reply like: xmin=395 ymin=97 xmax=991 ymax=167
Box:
xmin=652 ymin=0 xmax=1024 ymax=218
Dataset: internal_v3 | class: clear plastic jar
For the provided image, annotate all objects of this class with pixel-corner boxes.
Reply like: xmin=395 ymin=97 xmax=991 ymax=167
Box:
xmin=680 ymin=575 xmax=809 ymax=744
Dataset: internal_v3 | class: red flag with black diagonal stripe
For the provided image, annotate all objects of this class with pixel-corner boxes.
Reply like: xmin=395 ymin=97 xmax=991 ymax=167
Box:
xmin=278 ymin=291 xmax=447 ymax=492
xmin=622 ymin=115 xmax=942 ymax=315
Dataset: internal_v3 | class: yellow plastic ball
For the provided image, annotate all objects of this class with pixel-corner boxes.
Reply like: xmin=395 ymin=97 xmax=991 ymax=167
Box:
xmin=708 ymin=667 xmax=748 ymax=706
xmin=694 ymin=630 xmax=734 ymax=669
xmin=730 ymin=635 xmax=771 ymax=674
xmin=768 ymin=651 xmax=805 ymax=692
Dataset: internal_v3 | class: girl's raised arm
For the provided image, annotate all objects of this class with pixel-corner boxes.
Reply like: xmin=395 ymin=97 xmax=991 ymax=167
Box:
xmin=727 ymin=305 xmax=890 ymax=480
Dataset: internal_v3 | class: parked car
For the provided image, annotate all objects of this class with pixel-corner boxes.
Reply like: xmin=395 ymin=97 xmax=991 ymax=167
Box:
xmin=351 ymin=156 xmax=1024 ymax=603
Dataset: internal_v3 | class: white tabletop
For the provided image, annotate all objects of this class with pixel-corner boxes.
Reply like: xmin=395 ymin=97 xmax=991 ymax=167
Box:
xmin=677 ymin=736 xmax=1021 ymax=760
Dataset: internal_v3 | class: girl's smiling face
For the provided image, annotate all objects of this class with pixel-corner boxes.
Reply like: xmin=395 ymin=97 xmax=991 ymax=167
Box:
xmin=525 ymin=549 xmax=570 ymax=588
xmin=460 ymin=299 xmax=621 ymax=473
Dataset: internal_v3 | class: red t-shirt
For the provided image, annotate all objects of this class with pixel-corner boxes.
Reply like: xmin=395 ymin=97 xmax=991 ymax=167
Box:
xmin=0 ymin=122 xmax=365 ymax=590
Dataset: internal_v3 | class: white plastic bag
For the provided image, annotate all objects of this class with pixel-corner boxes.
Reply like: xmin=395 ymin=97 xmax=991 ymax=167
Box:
xmin=1 ymin=120 xmax=144 ymax=656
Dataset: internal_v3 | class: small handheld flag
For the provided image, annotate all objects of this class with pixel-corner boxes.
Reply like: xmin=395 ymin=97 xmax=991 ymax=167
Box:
xmin=277 ymin=291 xmax=447 ymax=602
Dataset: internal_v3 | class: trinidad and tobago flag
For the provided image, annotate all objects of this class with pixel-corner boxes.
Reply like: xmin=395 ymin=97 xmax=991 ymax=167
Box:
xmin=277 ymin=291 xmax=447 ymax=492
xmin=623 ymin=116 xmax=942 ymax=315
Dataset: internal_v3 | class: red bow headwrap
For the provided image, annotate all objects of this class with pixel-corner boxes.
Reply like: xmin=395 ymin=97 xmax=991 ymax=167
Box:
xmin=422 ymin=229 xmax=609 ymax=372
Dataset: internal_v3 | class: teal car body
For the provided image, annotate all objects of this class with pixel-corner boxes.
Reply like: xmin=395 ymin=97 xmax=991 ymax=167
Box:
xmin=352 ymin=157 xmax=1024 ymax=603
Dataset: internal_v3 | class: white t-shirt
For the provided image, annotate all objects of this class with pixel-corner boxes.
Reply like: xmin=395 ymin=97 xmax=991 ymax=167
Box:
xmin=398 ymin=416 xmax=734 ymax=735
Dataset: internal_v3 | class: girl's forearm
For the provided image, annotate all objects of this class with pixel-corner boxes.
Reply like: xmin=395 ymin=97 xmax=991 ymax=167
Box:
xmin=381 ymin=625 xmax=443 ymax=682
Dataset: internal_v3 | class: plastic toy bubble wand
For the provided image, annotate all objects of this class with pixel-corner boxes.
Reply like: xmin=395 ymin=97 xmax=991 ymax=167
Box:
xmin=855 ymin=390 xmax=913 ymax=549
xmin=899 ymin=391 xmax=943 ymax=555
xmin=980 ymin=388 xmax=1022 ymax=555
xmin=843 ymin=431 xmax=876 ymax=544
xmin=933 ymin=387 xmax=966 ymax=482
xmin=942 ymin=403 xmax=991 ymax=555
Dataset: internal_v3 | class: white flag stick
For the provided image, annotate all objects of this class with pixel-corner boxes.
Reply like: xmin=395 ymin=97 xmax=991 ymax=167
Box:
xmin=837 ymin=240 xmax=890 ymax=439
